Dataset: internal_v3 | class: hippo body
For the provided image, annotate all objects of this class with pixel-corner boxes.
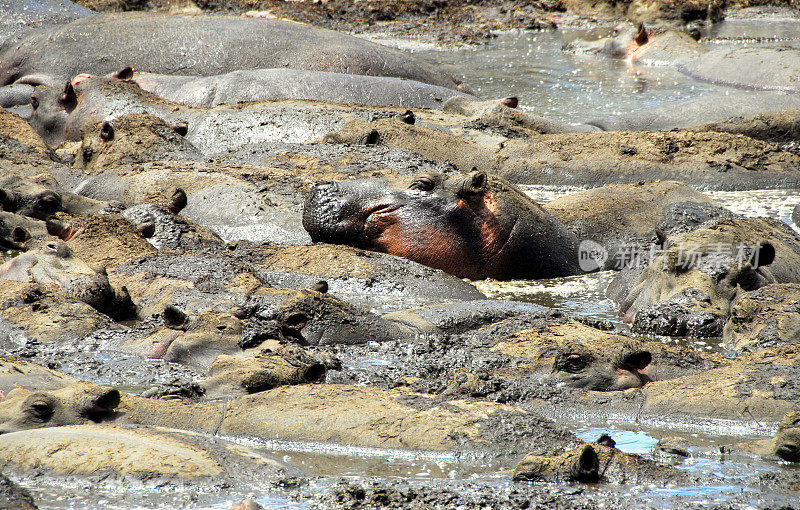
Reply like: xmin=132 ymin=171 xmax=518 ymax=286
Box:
xmin=586 ymin=90 xmax=800 ymax=132
xmin=0 ymin=12 xmax=462 ymax=90
xmin=0 ymin=0 xmax=92 ymax=47
xmin=544 ymin=181 xmax=733 ymax=271
xmin=302 ymin=171 xmax=582 ymax=280
xmin=131 ymin=69 xmax=473 ymax=109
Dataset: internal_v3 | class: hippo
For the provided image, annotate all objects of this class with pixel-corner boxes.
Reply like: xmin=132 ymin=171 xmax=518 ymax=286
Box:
xmin=0 ymin=240 xmax=136 ymax=320
xmin=569 ymin=23 xmax=800 ymax=93
xmin=0 ymin=12 xmax=464 ymax=90
xmin=0 ymin=0 xmax=93 ymax=47
xmin=302 ymin=171 xmax=582 ymax=280
xmin=608 ymin=217 xmax=800 ymax=337
xmin=0 ymin=175 xmax=108 ymax=220
xmin=0 ymin=383 xmax=119 ymax=434
xmin=28 ymin=75 xmax=404 ymax=152
xmin=119 ymin=67 xmax=473 ymax=109
xmin=723 ymin=283 xmax=800 ymax=353
xmin=0 ymin=423 xmax=295 ymax=486
xmin=513 ymin=437 xmax=687 ymax=484
xmin=320 ymin=114 xmax=800 ymax=190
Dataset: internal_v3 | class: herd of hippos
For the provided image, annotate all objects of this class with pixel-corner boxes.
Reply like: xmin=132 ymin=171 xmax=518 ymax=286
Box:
xmin=1 ymin=0 xmax=800 ymax=507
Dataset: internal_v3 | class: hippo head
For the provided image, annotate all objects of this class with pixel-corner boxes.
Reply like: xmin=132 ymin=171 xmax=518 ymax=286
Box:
xmin=303 ymin=171 xmax=579 ymax=280
xmin=29 ymin=82 xmax=78 ymax=147
xmin=564 ymin=23 xmax=646 ymax=58
xmin=552 ymin=339 xmax=652 ymax=391
xmin=0 ymin=176 xmax=62 ymax=221
xmin=614 ymin=239 xmax=777 ymax=337
xmin=274 ymin=288 xmax=408 ymax=346
xmin=774 ymin=411 xmax=800 ymax=463
xmin=0 ymin=240 xmax=136 ymax=320
xmin=607 ymin=218 xmax=799 ymax=338
xmin=74 ymin=113 xmax=199 ymax=172
xmin=0 ymin=384 xmax=120 ymax=434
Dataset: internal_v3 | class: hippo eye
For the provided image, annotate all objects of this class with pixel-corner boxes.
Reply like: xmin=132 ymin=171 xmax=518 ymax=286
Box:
xmin=409 ymin=176 xmax=437 ymax=192
xmin=27 ymin=400 xmax=54 ymax=421
xmin=30 ymin=95 xmax=39 ymax=110
xmin=555 ymin=353 xmax=589 ymax=373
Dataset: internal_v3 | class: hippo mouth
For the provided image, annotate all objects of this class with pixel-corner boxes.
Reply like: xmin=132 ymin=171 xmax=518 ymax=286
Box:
xmin=363 ymin=201 xmax=401 ymax=221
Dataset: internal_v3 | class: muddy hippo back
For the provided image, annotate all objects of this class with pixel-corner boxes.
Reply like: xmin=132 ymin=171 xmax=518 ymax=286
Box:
xmin=0 ymin=12 xmax=462 ymax=90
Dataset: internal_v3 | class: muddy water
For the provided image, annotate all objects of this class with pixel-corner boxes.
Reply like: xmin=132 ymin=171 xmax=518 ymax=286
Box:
xmin=17 ymin=16 xmax=800 ymax=510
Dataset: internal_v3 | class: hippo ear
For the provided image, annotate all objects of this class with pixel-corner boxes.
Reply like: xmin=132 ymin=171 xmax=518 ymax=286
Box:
xmin=82 ymin=389 xmax=120 ymax=423
xmin=634 ymin=23 xmax=649 ymax=46
xmin=572 ymin=445 xmax=600 ymax=482
xmin=170 ymin=121 xmax=189 ymax=137
xmin=309 ymin=280 xmax=328 ymax=293
xmin=59 ymin=82 xmax=78 ymax=112
xmin=11 ymin=226 xmax=29 ymax=243
xmin=100 ymin=121 xmax=115 ymax=142
xmin=752 ymin=241 xmax=775 ymax=268
xmin=112 ymin=66 xmax=135 ymax=81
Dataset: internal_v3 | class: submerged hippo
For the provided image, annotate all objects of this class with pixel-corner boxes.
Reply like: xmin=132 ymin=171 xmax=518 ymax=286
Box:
xmin=569 ymin=23 xmax=800 ymax=93
xmin=0 ymin=12 xmax=464 ymax=90
xmin=0 ymin=240 xmax=136 ymax=320
xmin=302 ymin=171 xmax=582 ymax=280
xmin=121 ymin=67 xmax=473 ymax=109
